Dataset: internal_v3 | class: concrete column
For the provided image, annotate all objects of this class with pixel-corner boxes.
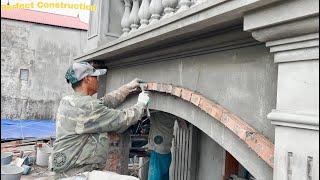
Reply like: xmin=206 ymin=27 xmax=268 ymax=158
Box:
xmin=244 ymin=0 xmax=319 ymax=179
xmin=266 ymin=34 xmax=319 ymax=180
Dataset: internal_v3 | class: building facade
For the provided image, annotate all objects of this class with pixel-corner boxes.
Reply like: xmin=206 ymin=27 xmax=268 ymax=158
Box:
xmin=76 ymin=0 xmax=319 ymax=179
xmin=1 ymin=9 xmax=88 ymax=120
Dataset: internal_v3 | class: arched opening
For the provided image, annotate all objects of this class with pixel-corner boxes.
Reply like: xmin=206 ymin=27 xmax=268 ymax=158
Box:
xmin=120 ymin=87 xmax=273 ymax=180
xmin=128 ymin=110 xmax=256 ymax=180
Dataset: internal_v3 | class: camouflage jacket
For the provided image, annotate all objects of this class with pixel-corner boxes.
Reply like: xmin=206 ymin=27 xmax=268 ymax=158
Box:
xmin=52 ymin=87 xmax=145 ymax=178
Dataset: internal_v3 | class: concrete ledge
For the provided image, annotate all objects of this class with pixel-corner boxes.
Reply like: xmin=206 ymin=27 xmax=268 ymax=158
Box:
xmin=267 ymin=109 xmax=319 ymax=130
xmin=75 ymin=0 xmax=284 ymax=62
xmin=244 ymin=0 xmax=319 ymax=31
xmin=250 ymin=16 xmax=319 ymax=42
xmin=105 ymin=28 xmax=260 ymax=68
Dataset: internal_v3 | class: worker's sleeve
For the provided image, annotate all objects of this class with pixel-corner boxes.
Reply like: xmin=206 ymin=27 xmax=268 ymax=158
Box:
xmin=75 ymin=100 xmax=145 ymax=134
xmin=100 ymin=86 xmax=131 ymax=108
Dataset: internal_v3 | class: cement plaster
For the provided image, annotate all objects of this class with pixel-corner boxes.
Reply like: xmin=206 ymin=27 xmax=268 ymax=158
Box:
xmin=104 ymin=44 xmax=277 ymax=141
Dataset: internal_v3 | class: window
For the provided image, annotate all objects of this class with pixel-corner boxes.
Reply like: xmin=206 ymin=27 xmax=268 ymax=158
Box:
xmin=20 ymin=69 xmax=29 ymax=81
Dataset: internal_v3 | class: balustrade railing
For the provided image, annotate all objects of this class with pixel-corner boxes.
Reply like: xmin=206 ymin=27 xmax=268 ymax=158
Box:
xmin=121 ymin=0 xmax=207 ymax=36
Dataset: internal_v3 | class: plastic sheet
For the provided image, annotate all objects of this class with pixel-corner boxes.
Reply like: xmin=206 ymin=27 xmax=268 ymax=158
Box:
xmin=1 ymin=119 xmax=56 ymax=140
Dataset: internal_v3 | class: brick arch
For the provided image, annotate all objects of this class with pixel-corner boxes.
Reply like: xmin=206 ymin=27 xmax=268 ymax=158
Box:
xmin=144 ymin=82 xmax=274 ymax=168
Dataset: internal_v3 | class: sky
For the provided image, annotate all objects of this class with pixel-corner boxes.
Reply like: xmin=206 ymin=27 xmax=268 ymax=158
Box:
xmin=1 ymin=0 xmax=91 ymax=23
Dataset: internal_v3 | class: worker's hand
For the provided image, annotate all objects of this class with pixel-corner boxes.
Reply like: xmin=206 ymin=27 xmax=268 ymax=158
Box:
xmin=125 ymin=78 xmax=143 ymax=92
xmin=138 ymin=91 xmax=150 ymax=106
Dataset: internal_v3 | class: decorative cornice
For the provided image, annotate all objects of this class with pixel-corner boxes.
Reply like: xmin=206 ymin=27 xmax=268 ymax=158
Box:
xmin=249 ymin=15 xmax=319 ymax=43
xmin=106 ymin=36 xmax=260 ymax=68
xmin=267 ymin=109 xmax=319 ymax=130
xmin=266 ymin=33 xmax=319 ymax=63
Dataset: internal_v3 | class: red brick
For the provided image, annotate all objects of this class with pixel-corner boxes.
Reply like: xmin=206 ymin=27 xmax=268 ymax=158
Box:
xmin=157 ymin=83 xmax=162 ymax=91
xmin=149 ymin=82 xmax=157 ymax=91
xmin=108 ymin=132 xmax=120 ymax=142
xmin=219 ymin=112 xmax=274 ymax=167
xmin=181 ymin=88 xmax=193 ymax=101
xmin=245 ymin=134 xmax=274 ymax=168
xmin=156 ymin=83 xmax=164 ymax=92
xmin=208 ymin=103 xmax=224 ymax=121
xmin=146 ymin=83 xmax=153 ymax=91
xmin=157 ymin=83 xmax=172 ymax=93
xmin=106 ymin=150 xmax=121 ymax=172
xmin=220 ymin=113 xmax=245 ymax=138
xmin=164 ymin=84 xmax=173 ymax=94
xmin=190 ymin=93 xmax=201 ymax=106
xmin=171 ymin=87 xmax=182 ymax=97
xmin=199 ymin=98 xmax=213 ymax=114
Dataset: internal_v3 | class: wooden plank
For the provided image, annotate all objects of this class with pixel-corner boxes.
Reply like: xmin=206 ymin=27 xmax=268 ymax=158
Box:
xmin=189 ymin=125 xmax=199 ymax=180
xmin=178 ymin=127 xmax=183 ymax=180
xmin=181 ymin=128 xmax=187 ymax=180
xmin=1 ymin=142 xmax=36 ymax=149
xmin=186 ymin=124 xmax=193 ymax=180
xmin=185 ymin=126 xmax=191 ymax=180
xmin=174 ymin=123 xmax=180 ymax=180
xmin=224 ymin=151 xmax=240 ymax=180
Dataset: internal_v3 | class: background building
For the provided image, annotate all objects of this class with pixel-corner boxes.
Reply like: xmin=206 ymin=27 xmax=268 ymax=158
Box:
xmin=1 ymin=9 xmax=88 ymax=120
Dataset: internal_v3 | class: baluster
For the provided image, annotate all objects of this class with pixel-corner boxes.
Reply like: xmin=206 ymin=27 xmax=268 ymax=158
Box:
xmin=162 ymin=0 xmax=178 ymax=18
xmin=129 ymin=0 xmax=141 ymax=32
xmin=190 ymin=0 xmax=196 ymax=7
xmin=138 ymin=0 xmax=151 ymax=28
xmin=177 ymin=0 xmax=191 ymax=12
xmin=149 ymin=0 xmax=164 ymax=24
xmin=121 ymin=0 xmax=132 ymax=35
xmin=193 ymin=0 xmax=206 ymax=6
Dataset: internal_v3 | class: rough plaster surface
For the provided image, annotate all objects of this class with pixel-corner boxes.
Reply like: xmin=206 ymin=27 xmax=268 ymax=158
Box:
xmin=197 ymin=131 xmax=225 ymax=180
xmin=273 ymin=126 xmax=319 ymax=180
xmin=277 ymin=60 xmax=319 ymax=115
xmin=1 ymin=19 xmax=87 ymax=119
xmin=105 ymin=44 xmax=277 ymax=141
xmin=105 ymin=44 xmax=277 ymax=179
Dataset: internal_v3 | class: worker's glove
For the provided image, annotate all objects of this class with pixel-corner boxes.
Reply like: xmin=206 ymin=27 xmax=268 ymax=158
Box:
xmin=125 ymin=78 xmax=143 ymax=93
xmin=138 ymin=91 xmax=150 ymax=106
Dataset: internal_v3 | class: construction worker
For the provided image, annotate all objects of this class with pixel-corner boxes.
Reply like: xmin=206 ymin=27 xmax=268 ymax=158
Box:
xmin=52 ymin=62 xmax=150 ymax=180
xmin=147 ymin=112 xmax=187 ymax=180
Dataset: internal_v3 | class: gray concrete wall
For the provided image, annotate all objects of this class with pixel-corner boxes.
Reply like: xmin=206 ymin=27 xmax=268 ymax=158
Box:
xmin=104 ymin=43 xmax=277 ymax=141
xmin=1 ymin=19 xmax=87 ymax=120
xmin=108 ymin=40 xmax=277 ymax=179
xmin=274 ymin=126 xmax=319 ymax=180
xmin=196 ymin=131 xmax=225 ymax=180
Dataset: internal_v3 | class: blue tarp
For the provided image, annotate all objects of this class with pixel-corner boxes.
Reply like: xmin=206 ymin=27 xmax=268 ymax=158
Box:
xmin=1 ymin=119 xmax=56 ymax=140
